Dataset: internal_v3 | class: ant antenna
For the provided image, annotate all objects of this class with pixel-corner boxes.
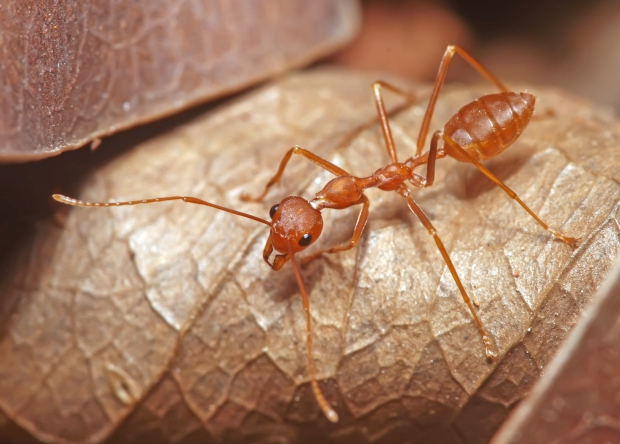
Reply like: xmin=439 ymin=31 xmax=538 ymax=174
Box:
xmin=52 ymin=194 xmax=271 ymax=226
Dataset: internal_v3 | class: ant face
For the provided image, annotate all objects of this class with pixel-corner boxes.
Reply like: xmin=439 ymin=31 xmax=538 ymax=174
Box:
xmin=269 ymin=196 xmax=323 ymax=254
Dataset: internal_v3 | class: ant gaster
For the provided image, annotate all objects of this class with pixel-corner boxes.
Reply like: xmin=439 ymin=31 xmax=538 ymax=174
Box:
xmin=54 ymin=46 xmax=578 ymax=423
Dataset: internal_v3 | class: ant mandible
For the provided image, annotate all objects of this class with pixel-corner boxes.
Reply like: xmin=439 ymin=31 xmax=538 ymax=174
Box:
xmin=53 ymin=45 xmax=578 ymax=423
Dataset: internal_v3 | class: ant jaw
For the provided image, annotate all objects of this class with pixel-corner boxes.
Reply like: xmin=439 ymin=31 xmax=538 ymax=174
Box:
xmin=261 ymin=237 xmax=290 ymax=271
xmin=272 ymin=254 xmax=289 ymax=271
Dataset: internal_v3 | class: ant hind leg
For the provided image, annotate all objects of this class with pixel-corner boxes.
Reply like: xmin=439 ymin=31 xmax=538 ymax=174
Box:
xmin=416 ymin=45 xmax=509 ymax=157
xmin=442 ymin=135 xmax=579 ymax=248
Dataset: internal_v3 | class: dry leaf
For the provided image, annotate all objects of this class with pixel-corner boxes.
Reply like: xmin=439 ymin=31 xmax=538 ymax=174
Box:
xmin=0 ymin=0 xmax=359 ymax=161
xmin=491 ymin=249 xmax=620 ymax=444
xmin=1 ymin=69 xmax=620 ymax=443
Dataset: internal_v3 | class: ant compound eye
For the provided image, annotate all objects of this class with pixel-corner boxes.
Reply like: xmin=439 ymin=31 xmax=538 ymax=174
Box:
xmin=298 ymin=233 xmax=312 ymax=247
xmin=269 ymin=204 xmax=279 ymax=219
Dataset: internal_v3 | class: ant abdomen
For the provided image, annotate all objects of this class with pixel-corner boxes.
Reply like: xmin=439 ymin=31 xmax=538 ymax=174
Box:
xmin=443 ymin=92 xmax=535 ymax=162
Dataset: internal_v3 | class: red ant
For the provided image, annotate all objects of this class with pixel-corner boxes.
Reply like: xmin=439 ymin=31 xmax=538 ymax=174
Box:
xmin=53 ymin=46 xmax=578 ymax=423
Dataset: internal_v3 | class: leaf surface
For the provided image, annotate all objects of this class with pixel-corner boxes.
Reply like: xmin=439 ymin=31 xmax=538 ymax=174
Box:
xmin=0 ymin=0 xmax=358 ymax=161
xmin=492 ymin=237 xmax=620 ymax=444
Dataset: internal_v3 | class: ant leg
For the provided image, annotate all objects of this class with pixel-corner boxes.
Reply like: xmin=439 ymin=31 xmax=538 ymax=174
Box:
xmin=416 ymin=45 xmax=509 ymax=157
xmin=443 ymin=135 xmax=579 ymax=248
xmin=241 ymin=146 xmax=349 ymax=202
xmin=372 ymin=81 xmax=417 ymax=163
xmin=420 ymin=131 xmax=442 ymax=187
xmin=301 ymin=195 xmax=370 ymax=265
xmin=52 ymin=194 xmax=271 ymax=226
xmin=335 ymin=97 xmax=416 ymax=155
xmin=289 ymin=250 xmax=339 ymax=422
xmin=397 ymin=186 xmax=496 ymax=359
xmin=407 ymin=131 xmax=446 ymax=188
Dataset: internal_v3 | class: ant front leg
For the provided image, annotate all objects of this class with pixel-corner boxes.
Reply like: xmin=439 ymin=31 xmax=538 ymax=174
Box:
xmin=241 ymin=146 xmax=349 ymax=202
xmin=416 ymin=45 xmax=509 ymax=157
xmin=301 ymin=195 xmax=370 ymax=265
xmin=396 ymin=185 xmax=496 ymax=359
xmin=288 ymin=251 xmax=340 ymax=422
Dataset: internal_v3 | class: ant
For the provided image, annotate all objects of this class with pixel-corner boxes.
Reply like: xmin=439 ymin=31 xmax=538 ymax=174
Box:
xmin=53 ymin=46 xmax=578 ymax=423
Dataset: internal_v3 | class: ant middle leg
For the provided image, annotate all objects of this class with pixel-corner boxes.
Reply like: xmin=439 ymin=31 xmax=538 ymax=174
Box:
xmin=396 ymin=185 xmax=496 ymax=359
xmin=301 ymin=195 xmax=370 ymax=265
xmin=241 ymin=146 xmax=349 ymax=202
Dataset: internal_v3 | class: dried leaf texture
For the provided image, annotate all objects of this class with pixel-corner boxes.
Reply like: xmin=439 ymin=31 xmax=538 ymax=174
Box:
xmin=491 ymin=250 xmax=620 ymax=443
xmin=0 ymin=0 xmax=359 ymax=161
xmin=1 ymin=69 xmax=620 ymax=444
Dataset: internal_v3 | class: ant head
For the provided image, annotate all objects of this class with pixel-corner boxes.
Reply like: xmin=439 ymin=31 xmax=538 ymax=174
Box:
xmin=269 ymin=196 xmax=323 ymax=254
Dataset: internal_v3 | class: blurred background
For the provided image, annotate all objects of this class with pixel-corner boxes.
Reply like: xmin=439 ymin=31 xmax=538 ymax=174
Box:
xmin=333 ymin=0 xmax=620 ymax=112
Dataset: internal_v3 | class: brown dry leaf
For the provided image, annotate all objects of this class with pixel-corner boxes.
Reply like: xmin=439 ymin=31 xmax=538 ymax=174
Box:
xmin=491 ymin=245 xmax=620 ymax=443
xmin=1 ymin=69 xmax=620 ymax=444
xmin=0 ymin=0 xmax=359 ymax=162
